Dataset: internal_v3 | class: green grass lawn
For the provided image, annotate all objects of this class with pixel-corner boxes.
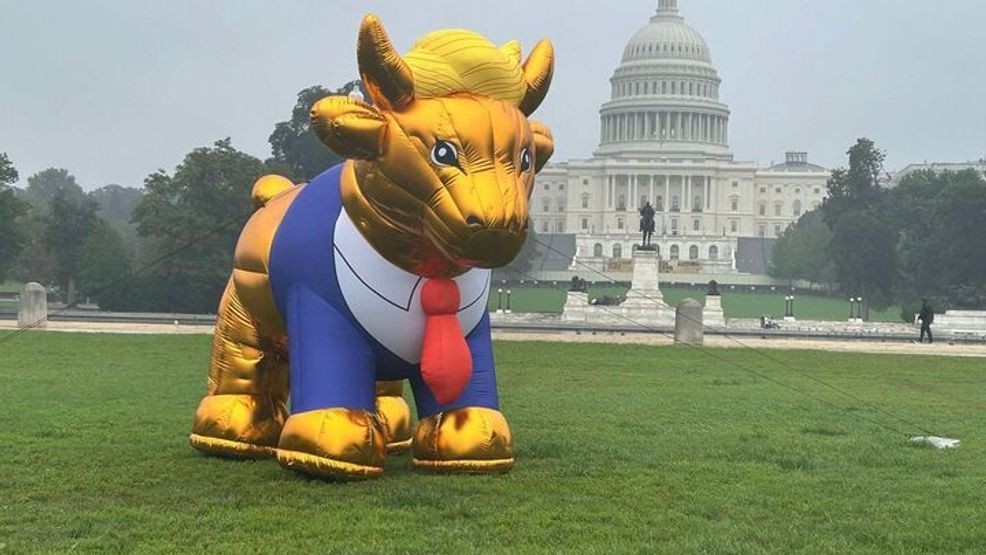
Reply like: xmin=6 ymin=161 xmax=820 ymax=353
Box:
xmin=2 ymin=333 xmax=984 ymax=553
xmin=488 ymin=284 xmax=902 ymax=321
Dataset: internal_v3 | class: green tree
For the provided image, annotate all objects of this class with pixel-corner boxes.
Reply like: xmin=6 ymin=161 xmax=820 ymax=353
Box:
xmin=78 ymin=219 xmax=132 ymax=310
xmin=769 ymin=210 xmax=836 ymax=287
xmin=0 ymin=153 xmax=27 ymax=282
xmin=0 ymin=152 xmax=17 ymax=185
xmin=89 ymin=184 xmax=144 ymax=248
xmin=21 ymin=167 xmax=86 ymax=211
xmin=130 ymin=138 xmax=274 ymax=313
xmin=44 ymin=185 xmax=98 ymax=303
xmin=268 ymin=80 xmax=367 ymax=181
xmin=822 ymin=139 xmax=896 ymax=309
xmin=890 ymin=169 xmax=986 ymax=309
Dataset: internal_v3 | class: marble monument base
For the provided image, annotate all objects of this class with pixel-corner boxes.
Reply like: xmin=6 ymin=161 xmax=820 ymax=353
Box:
xmin=703 ymin=294 xmax=725 ymax=327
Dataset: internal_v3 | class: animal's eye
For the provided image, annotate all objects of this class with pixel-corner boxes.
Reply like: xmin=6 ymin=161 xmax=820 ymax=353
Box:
xmin=430 ymin=140 xmax=459 ymax=167
xmin=520 ymin=147 xmax=532 ymax=172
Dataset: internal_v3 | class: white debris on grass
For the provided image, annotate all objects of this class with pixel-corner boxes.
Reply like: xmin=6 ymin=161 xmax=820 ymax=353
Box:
xmin=910 ymin=436 xmax=961 ymax=449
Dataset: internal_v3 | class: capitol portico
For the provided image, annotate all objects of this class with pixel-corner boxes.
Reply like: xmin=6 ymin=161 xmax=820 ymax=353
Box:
xmin=532 ymin=0 xmax=829 ymax=276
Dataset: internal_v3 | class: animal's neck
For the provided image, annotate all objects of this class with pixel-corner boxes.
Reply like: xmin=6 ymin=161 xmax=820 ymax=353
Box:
xmin=339 ymin=161 xmax=467 ymax=278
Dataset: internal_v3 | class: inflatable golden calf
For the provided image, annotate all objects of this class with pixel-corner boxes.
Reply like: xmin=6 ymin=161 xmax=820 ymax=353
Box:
xmin=189 ymin=14 xmax=554 ymax=480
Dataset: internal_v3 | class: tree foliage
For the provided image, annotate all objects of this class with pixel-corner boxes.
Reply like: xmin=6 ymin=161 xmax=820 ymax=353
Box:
xmin=0 ymin=152 xmax=18 ymax=186
xmin=78 ymin=219 xmax=132 ymax=310
xmin=822 ymin=139 xmax=896 ymax=309
xmin=44 ymin=184 xmax=99 ymax=303
xmin=769 ymin=210 xmax=836 ymax=286
xmin=130 ymin=138 xmax=273 ymax=313
xmin=0 ymin=153 xmax=26 ymax=282
xmin=268 ymin=81 xmax=367 ymax=182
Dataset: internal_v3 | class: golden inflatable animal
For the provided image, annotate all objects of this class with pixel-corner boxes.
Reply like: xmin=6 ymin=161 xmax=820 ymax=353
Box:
xmin=189 ymin=13 xmax=554 ymax=480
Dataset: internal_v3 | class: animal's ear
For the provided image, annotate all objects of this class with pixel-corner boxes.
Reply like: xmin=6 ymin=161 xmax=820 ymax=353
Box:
xmin=518 ymin=39 xmax=554 ymax=116
xmin=310 ymin=95 xmax=388 ymax=160
xmin=357 ymin=14 xmax=415 ymax=111
xmin=530 ymin=120 xmax=554 ymax=173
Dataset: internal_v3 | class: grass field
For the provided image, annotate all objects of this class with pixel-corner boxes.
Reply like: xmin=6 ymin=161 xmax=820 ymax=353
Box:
xmin=2 ymin=333 xmax=984 ymax=553
xmin=488 ymin=284 xmax=902 ymax=322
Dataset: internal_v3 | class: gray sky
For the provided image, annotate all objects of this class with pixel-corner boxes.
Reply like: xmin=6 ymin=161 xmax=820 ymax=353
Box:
xmin=3 ymin=0 xmax=986 ymax=190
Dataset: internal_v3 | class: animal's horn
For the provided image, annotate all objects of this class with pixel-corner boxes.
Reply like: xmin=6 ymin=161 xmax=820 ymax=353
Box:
xmin=518 ymin=39 xmax=554 ymax=116
xmin=357 ymin=14 xmax=415 ymax=111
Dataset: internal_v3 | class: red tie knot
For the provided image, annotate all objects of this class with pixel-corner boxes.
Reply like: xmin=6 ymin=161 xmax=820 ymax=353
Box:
xmin=421 ymin=278 xmax=460 ymax=316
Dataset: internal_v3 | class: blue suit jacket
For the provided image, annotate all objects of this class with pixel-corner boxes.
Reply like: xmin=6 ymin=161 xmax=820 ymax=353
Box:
xmin=267 ymin=164 xmax=499 ymax=417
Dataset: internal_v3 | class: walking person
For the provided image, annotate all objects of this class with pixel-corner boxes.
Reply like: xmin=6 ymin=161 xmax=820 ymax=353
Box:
xmin=917 ymin=298 xmax=934 ymax=343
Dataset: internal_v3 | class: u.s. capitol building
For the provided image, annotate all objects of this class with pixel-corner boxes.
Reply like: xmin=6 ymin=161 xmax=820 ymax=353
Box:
xmin=532 ymin=0 xmax=828 ymax=275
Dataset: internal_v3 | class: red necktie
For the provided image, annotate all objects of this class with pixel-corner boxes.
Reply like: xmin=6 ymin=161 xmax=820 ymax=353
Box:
xmin=420 ymin=278 xmax=473 ymax=404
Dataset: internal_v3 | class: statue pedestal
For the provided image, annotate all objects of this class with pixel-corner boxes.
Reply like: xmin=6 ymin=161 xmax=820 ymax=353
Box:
xmin=703 ymin=294 xmax=725 ymax=327
xmin=561 ymin=291 xmax=588 ymax=323
xmin=623 ymin=248 xmax=664 ymax=308
xmin=620 ymin=249 xmax=674 ymax=326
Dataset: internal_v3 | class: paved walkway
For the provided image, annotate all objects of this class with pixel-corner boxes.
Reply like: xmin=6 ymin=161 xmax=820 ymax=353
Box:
xmin=2 ymin=320 xmax=984 ymax=358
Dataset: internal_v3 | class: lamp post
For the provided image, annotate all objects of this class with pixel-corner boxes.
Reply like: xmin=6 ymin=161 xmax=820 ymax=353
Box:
xmin=505 ymin=289 xmax=512 ymax=314
xmin=496 ymin=288 xmax=504 ymax=313
xmin=848 ymin=297 xmax=856 ymax=321
xmin=784 ymin=295 xmax=795 ymax=320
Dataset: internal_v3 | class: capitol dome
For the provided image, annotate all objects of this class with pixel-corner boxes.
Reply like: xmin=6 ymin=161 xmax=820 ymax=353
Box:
xmin=596 ymin=0 xmax=732 ymax=160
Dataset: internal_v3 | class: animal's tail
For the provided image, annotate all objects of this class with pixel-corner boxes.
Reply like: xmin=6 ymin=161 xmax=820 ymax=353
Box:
xmin=251 ymin=175 xmax=295 ymax=211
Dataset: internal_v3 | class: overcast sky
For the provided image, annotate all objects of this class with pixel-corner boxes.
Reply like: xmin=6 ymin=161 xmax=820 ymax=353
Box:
xmin=3 ymin=0 xmax=986 ymax=190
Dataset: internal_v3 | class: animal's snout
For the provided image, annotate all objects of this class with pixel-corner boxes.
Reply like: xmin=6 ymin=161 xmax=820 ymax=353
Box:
xmin=461 ymin=228 xmax=526 ymax=269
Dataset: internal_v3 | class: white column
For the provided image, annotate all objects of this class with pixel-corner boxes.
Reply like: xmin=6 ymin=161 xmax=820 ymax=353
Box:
xmin=608 ymin=175 xmax=613 ymax=208
xmin=664 ymin=175 xmax=669 ymax=212
xmin=686 ymin=175 xmax=692 ymax=213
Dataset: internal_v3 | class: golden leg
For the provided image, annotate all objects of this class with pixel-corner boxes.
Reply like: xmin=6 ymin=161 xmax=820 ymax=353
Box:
xmin=375 ymin=380 xmax=413 ymax=453
xmin=276 ymin=408 xmax=387 ymax=480
xmin=412 ymin=407 xmax=514 ymax=473
xmin=190 ymin=277 xmax=288 ymax=459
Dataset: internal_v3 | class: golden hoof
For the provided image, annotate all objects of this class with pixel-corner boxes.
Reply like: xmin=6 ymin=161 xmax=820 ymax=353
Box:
xmin=189 ymin=394 xmax=286 ymax=459
xmin=276 ymin=408 xmax=386 ymax=480
xmin=412 ymin=407 xmax=514 ymax=473
xmin=376 ymin=394 xmax=413 ymax=453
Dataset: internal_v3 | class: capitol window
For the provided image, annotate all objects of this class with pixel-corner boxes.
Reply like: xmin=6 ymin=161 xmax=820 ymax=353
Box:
xmin=758 ymin=202 xmax=766 ymax=216
xmin=541 ymin=220 xmax=549 ymax=232
xmin=732 ymin=181 xmax=739 ymax=188
xmin=774 ymin=224 xmax=782 ymax=236
xmin=583 ymin=179 xmax=589 ymax=186
xmin=758 ymin=225 xmax=766 ymax=237
xmin=814 ymin=187 xmax=821 ymax=194
xmin=613 ymin=244 xmax=622 ymax=259
xmin=542 ymin=198 xmax=550 ymax=212
xmin=544 ymin=183 xmax=550 ymax=191
xmin=692 ymin=219 xmax=700 ymax=231
xmin=670 ymin=245 xmax=680 ymax=259
xmin=793 ymin=200 xmax=802 ymax=216
xmin=556 ymin=221 xmax=565 ymax=232
xmin=617 ymin=217 xmax=625 ymax=230
xmin=581 ymin=194 xmax=589 ymax=208
xmin=775 ymin=187 xmax=782 ymax=193
xmin=730 ymin=219 xmax=738 ymax=233
xmin=709 ymin=245 xmax=719 ymax=260
xmin=581 ymin=218 xmax=589 ymax=230
xmin=656 ymin=195 xmax=664 ymax=210
xmin=671 ymin=195 xmax=680 ymax=211
xmin=774 ymin=202 xmax=782 ymax=216
xmin=730 ymin=196 xmax=739 ymax=211
xmin=593 ymin=243 xmax=603 ymax=257
xmin=759 ymin=186 xmax=766 ymax=193
xmin=689 ymin=245 xmax=699 ymax=260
